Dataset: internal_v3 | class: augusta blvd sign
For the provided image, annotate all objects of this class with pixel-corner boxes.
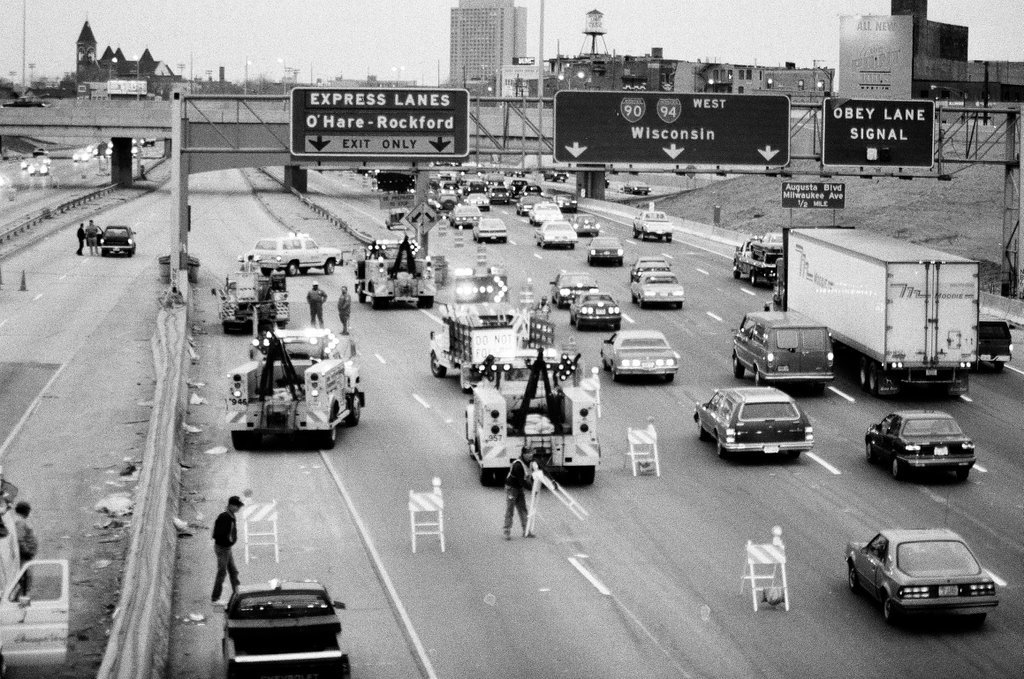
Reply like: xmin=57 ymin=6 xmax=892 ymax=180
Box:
xmin=822 ymin=98 xmax=934 ymax=168
xmin=290 ymin=87 xmax=469 ymax=160
xmin=553 ymin=91 xmax=790 ymax=166
xmin=781 ymin=181 xmax=846 ymax=209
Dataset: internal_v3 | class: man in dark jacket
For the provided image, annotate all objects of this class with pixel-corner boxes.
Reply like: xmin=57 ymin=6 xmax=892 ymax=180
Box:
xmin=76 ymin=223 xmax=86 ymax=255
xmin=307 ymin=284 xmax=327 ymax=328
xmin=336 ymin=285 xmax=352 ymax=335
xmin=503 ymin=450 xmax=536 ymax=540
xmin=211 ymin=495 xmax=244 ymax=604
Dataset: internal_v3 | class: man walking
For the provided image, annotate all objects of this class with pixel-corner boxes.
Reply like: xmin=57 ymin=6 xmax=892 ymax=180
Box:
xmin=503 ymin=450 xmax=536 ymax=540
xmin=76 ymin=223 xmax=86 ymax=256
xmin=211 ymin=495 xmax=243 ymax=605
xmin=15 ymin=501 xmax=38 ymax=593
xmin=307 ymin=284 xmax=327 ymax=329
xmin=336 ymin=285 xmax=352 ymax=335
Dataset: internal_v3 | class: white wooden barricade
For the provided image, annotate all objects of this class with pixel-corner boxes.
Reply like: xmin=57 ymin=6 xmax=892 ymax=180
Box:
xmin=625 ymin=418 xmax=660 ymax=476
xmin=241 ymin=500 xmax=280 ymax=564
xmin=525 ymin=466 xmax=588 ymax=536
xmin=409 ymin=477 xmax=445 ymax=553
xmin=740 ymin=526 xmax=789 ymax=611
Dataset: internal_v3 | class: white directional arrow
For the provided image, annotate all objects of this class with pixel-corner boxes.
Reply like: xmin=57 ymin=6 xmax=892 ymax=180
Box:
xmin=564 ymin=142 xmax=588 ymax=158
xmin=758 ymin=145 xmax=780 ymax=162
xmin=662 ymin=144 xmax=684 ymax=159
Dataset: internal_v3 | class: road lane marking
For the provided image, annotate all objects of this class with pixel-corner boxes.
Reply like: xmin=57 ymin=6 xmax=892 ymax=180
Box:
xmin=621 ymin=312 xmax=636 ymax=324
xmin=320 ymin=453 xmax=439 ymax=679
xmin=986 ymin=569 xmax=1007 ymax=587
xmin=568 ymin=556 xmax=610 ymax=596
xmin=374 ymin=353 xmax=386 ymax=364
xmin=33 ymin=294 xmax=43 ymax=301
xmin=1005 ymin=364 xmax=1024 ymax=376
xmin=741 ymin=288 xmax=756 ymax=296
xmin=413 ymin=394 xmax=431 ymax=409
xmin=626 ymin=240 xmax=640 ymax=245
xmin=59 ymin=274 xmax=67 ymax=280
xmin=0 ymin=319 xmax=7 ymax=329
xmin=695 ymin=268 xmax=709 ymax=276
xmin=805 ymin=452 xmax=842 ymax=475
xmin=828 ymin=386 xmax=856 ymax=402
xmin=706 ymin=311 xmax=723 ymax=322
xmin=959 ymin=394 xmax=974 ymax=402
xmin=508 ymin=239 xmax=517 ymax=245
xmin=974 ymin=463 xmax=988 ymax=473
xmin=420 ymin=309 xmax=442 ymax=325
xmin=661 ymin=253 xmax=674 ymax=259
xmin=533 ymin=253 xmax=543 ymax=259
xmin=0 ymin=362 xmax=69 ymax=461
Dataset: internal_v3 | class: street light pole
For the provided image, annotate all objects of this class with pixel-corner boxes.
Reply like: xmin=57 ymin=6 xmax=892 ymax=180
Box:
xmin=21 ymin=0 xmax=26 ymax=89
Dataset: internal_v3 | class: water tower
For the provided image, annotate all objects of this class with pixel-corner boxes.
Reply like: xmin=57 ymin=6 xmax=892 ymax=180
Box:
xmin=582 ymin=9 xmax=608 ymax=55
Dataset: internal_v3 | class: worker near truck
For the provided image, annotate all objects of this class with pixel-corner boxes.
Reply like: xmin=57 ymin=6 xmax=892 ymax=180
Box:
xmin=307 ymin=283 xmax=327 ymax=329
xmin=337 ymin=285 xmax=352 ymax=334
xmin=504 ymin=450 xmax=536 ymax=540
xmin=211 ymin=495 xmax=244 ymax=605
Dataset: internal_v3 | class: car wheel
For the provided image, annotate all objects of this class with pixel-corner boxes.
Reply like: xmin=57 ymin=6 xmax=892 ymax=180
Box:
xmin=344 ymin=395 xmax=361 ymax=426
xmin=993 ymin=361 xmax=1005 ymax=372
xmin=587 ymin=257 xmax=593 ymax=265
xmin=602 ymin=357 xmax=610 ymax=372
xmin=611 ymin=364 xmax=620 ymax=382
xmin=891 ymin=457 xmax=905 ymax=481
xmin=865 ymin=440 xmax=876 ymax=464
xmin=732 ymin=354 xmax=745 ymax=378
xmin=665 ymin=235 xmax=672 ymax=243
xmin=569 ymin=313 xmax=576 ymax=327
xmin=323 ymin=259 xmax=336 ymax=275
xmin=753 ymin=367 xmax=764 ymax=386
xmin=612 ymin=322 xmax=621 ymax=331
xmin=697 ymin=418 xmax=711 ymax=441
xmin=733 ymin=267 xmax=741 ymax=279
xmin=882 ymin=594 xmax=900 ymax=625
xmin=966 ymin=613 xmax=987 ymax=627
xmin=716 ymin=435 xmax=729 ymax=460
xmin=430 ymin=352 xmax=447 ymax=378
xmin=286 ymin=261 xmax=300 ymax=276
xmin=847 ymin=562 xmax=860 ymax=593
xmin=664 ymin=373 xmax=675 ymax=383
xmin=954 ymin=468 xmax=970 ymax=482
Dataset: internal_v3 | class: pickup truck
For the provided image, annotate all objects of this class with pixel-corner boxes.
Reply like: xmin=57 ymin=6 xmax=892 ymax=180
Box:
xmin=223 ymin=580 xmax=350 ymax=679
xmin=732 ymin=233 xmax=783 ymax=287
xmin=632 ymin=210 xmax=673 ymax=242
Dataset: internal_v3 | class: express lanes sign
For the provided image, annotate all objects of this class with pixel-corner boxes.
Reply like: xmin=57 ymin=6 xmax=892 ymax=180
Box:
xmin=290 ymin=87 xmax=469 ymax=160
xmin=822 ymin=98 xmax=934 ymax=168
xmin=553 ymin=91 xmax=791 ymax=166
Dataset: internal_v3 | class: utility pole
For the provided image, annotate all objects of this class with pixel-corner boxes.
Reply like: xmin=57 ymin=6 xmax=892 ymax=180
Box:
xmin=22 ymin=0 xmax=27 ymax=88
xmin=537 ymin=0 xmax=544 ymax=170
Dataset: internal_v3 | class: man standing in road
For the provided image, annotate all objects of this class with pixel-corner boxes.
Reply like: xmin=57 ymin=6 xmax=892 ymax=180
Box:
xmin=307 ymin=284 xmax=327 ymax=328
xmin=85 ymin=220 xmax=101 ymax=255
xmin=211 ymin=495 xmax=243 ymax=605
xmin=503 ymin=450 xmax=536 ymax=540
xmin=76 ymin=223 xmax=86 ymax=256
xmin=336 ymin=285 xmax=351 ymax=335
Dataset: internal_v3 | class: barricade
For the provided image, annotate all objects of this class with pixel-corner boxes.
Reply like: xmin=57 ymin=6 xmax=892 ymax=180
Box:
xmin=409 ymin=477 xmax=445 ymax=553
xmin=241 ymin=500 xmax=280 ymax=563
xmin=525 ymin=467 xmax=587 ymax=537
xmin=625 ymin=417 xmax=659 ymax=476
xmin=740 ymin=526 xmax=789 ymax=611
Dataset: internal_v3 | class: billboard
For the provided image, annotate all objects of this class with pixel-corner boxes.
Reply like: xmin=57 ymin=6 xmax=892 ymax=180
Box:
xmin=838 ymin=15 xmax=913 ymax=99
xmin=107 ymin=80 xmax=147 ymax=96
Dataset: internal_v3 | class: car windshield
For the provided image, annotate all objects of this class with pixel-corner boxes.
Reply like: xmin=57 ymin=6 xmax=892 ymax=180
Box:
xmin=254 ymin=239 xmax=277 ymax=250
xmin=979 ymin=322 xmax=1011 ymax=339
xmin=104 ymin=228 xmax=129 ymax=237
xmin=643 ymin=275 xmax=679 ymax=285
xmin=776 ymin=328 xmax=829 ymax=350
xmin=738 ymin=401 xmax=800 ymax=421
xmin=580 ymin=295 xmax=614 ymax=305
xmin=561 ymin=275 xmax=596 ymax=287
xmin=620 ymin=337 xmax=668 ymax=350
xmin=897 ymin=540 xmax=981 ymax=577
xmin=902 ymin=417 xmax=964 ymax=436
xmin=591 ymin=239 xmax=618 ymax=248
xmin=232 ymin=592 xmax=334 ymax=619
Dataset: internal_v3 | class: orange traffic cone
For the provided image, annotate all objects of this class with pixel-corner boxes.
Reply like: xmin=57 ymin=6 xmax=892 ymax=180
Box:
xmin=19 ymin=270 xmax=27 ymax=291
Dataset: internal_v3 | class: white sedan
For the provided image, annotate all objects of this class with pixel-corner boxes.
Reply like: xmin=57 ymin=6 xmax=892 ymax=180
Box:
xmin=528 ymin=202 xmax=564 ymax=226
xmin=534 ymin=220 xmax=578 ymax=249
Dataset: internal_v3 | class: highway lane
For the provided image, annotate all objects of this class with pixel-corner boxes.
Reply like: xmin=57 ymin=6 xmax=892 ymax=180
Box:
xmin=169 ymin=171 xmax=1023 ymax=678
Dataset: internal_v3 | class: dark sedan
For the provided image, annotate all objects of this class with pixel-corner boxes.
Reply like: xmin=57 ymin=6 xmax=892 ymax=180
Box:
xmin=99 ymin=225 xmax=137 ymax=257
xmin=587 ymin=237 xmax=624 ymax=266
xmin=570 ymin=214 xmax=601 ymax=238
xmin=694 ymin=387 xmax=813 ymax=460
xmin=864 ymin=410 xmax=975 ymax=481
xmin=569 ymin=292 xmax=621 ymax=331
xmin=846 ymin=529 xmax=998 ymax=625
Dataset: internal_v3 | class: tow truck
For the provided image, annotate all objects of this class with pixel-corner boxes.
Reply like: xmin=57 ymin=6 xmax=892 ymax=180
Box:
xmin=213 ymin=256 xmax=289 ymax=333
xmin=733 ymin=232 xmax=783 ymax=287
xmin=226 ymin=329 xmax=364 ymax=450
xmin=465 ymin=347 xmax=600 ymax=486
xmin=355 ymin=236 xmax=436 ymax=309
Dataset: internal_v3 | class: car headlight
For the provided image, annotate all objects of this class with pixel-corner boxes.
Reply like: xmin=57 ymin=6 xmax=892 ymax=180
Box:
xmin=616 ymin=249 xmax=623 ymax=255
xmin=590 ymin=250 xmax=596 ymax=255
xmin=655 ymin=359 xmax=665 ymax=366
xmin=275 ymin=255 xmax=282 ymax=262
xmin=560 ymin=288 xmax=570 ymax=295
xmin=665 ymin=358 xmax=675 ymax=367
xmin=127 ymin=239 xmax=134 ymax=245
xmin=766 ymin=352 xmax=775 ymax=363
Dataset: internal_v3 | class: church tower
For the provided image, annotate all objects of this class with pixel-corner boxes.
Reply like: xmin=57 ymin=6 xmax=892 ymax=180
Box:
xmin=76 ymin=21 xmax=97 ymax=79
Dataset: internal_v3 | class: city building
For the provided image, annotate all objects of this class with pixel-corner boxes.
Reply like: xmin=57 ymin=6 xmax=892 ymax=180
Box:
xmin=449 ymin=0 xmax=527 ymax=94
xmin=74 ymin=20 xmax=179 ymax=99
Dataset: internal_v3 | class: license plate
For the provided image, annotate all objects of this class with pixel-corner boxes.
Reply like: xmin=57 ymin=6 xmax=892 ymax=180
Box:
xmin=926 ymin=368 xmax=938 ymax=376
xmin=595 ymin=308 xmax=605 ymax=314
xmin=763 ymin=445 xmax=780 ymax=454
xmin=934 ymin=446 xmax=948 ymax=456
xmin=938 ymin=585 xmax=959 ymax=597
xmin=641 ymin=361 xmax=654 ymax=369
xmin=778 ymin=365 xmax=789 ymax=372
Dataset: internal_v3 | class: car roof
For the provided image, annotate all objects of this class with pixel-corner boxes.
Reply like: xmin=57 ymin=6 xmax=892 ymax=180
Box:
xmin=591 ymin=237 xmax=620 ymax=245
xmin=889 ymin=410 xmax=956 ymax=420
xmin=542 ymin=220 xmax=573 ymax=228
xmin=878 ymin=528 xmax=966 ymax=545
xmin=743 ymin=311 xmax=827 ymax=328
xmin=578 ymin=292 xmax=614 ymax=302
xmin=616 ymin=329 xmax=667 ymax=341
xmin=717 ymin=386 xmax=794 ymax=403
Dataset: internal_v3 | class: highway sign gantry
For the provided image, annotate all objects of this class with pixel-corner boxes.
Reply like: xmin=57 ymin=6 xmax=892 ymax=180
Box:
xmin=822 ymin=98 xmax=935 ymax=168
xmin=553 ymin=91 xmax=791 ymax=167
xmin=290 ymin=87 xmax=470 ymax=160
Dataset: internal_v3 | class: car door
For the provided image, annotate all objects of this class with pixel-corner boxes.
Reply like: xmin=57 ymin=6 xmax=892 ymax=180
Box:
xmin=601 ymin=333 xmax=618 ymax=368
xmin=771 ymin=327 xmax=802 ymax=375
xmin=877 ymin=415 xmax=901 ymax=462
xmin=861 ymin=535 xmax=890 ymax=600
xmin=698 ymin=392 xmax=724 ymax=433
xmin=733 ymin=316 xmax=756 ymax=369
xmin=301 ymin=238 xmax=320 ymax=267
xmin=0 ymin=560 xmax=70 ymax=673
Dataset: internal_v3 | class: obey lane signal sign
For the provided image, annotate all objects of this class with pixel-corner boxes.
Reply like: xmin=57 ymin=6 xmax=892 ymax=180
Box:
xmin=290 ymin=87 xmax=470 ymax=160
xmin=822 ymin=98 xmax=934 ymax=168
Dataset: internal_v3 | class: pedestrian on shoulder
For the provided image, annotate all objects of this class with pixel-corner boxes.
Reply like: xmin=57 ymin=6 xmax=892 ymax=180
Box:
xmin=503 ymin=449 xmax=536 ymax=540
xmin=14 ymin=501 xmax=38 ymax=563
xmin=211 ymin=495 xmax=243 ymax=605
xmin=85 ymin=220 xmax=100 ymax=255
xmin=336 ymin=285 xmax=352 ymax=335
xmin=307 ymin=284 xmax=327 ymax=328
xmin=76 ymin=223 xmax=86 ymax=256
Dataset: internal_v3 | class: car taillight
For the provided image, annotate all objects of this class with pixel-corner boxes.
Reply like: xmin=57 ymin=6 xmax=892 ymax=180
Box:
xmin=961 ymin=441 xmax=975 ymax=449
xmin=766 ymin=352 xmax=775 ymax=364
xmin=725 ymin=428 xmax=736 ymax=443
xmin=898 ymin=586 xmax=931 ymax=599
xmin=805 ymin=426 xmax=813 ymax=441
xmin=905 ymin=443 xmax=921 ymax=452
xmin=966 ymin=582 xmax=996 ymax=596
xmin=827 ymin=351 xmax=834 ymax=363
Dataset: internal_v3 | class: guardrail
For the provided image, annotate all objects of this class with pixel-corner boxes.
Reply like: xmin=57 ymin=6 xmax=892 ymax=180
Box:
xmin=0 ymin=182 xmax=118 ymax=243
xmin=254 ymin=167 xmax=376 ymax=246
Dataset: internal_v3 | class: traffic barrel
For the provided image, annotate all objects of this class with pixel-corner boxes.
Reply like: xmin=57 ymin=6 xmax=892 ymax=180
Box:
xmin=19 ymin=270 xmax=27 ymax=291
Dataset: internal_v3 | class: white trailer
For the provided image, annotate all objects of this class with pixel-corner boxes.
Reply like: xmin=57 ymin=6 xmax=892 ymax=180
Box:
xmin=786 ymin=229 xmax=978 ymax=396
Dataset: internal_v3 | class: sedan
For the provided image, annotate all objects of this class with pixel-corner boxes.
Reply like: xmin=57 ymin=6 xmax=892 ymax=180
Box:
xmin=630 ymin=271 xmax=685 ymax=309
xmin=693 ymin=386 xmax=813 ymax=459
xmin=450 ymin=204 xmax=482 ymax=229
xmin=846 ymin=529 xmax=998 ymax=625
xmin=570 ymin=214 xmax=601 ymax=238
xmin=587 ymin=237 xmax=624 ymax=266
xmin=600 ymin=330 xmax=680 ymax=382
xmin=570 ymin=292 xmax=621 ymax=331
xmin=515 ymin=194 xmax=545 ymax=216
xmin=551 ymin=194 xmax=578 ymax=213
xmin=472 ymin=217 xmax=508 ymax=244
xmin=550 ymin=271 xmax=599 ymax=308
xmin=528 ymin=203 xmax=564 ymax=226
xmin=464 ymin=192 xmax=491 ymax=212
xmin=628 ymin=256 xmax=672 ymax=284
xmin=622 ymin=180 xmax=651 ymax=195
xmin=865 ymin=410 xmax=976 ymax=481
xmin=99 ymin=225 xmax=137 ymax=257
xmin=487 ymin=185 xmax=511 ymax=205
xmin=534 ymin=220 xmax=577 ymax=249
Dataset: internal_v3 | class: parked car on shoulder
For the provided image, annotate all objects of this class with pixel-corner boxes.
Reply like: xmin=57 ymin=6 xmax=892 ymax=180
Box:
xmin=628 ymin=256 xmax=672 ymax=283
xmin=622 ymin=180 xmax=651 ymax=195
xmin=247 ymin=234 xmax=341 ymax=276
xmin=732 ymin=311 xmax=834 ymax=391
xmin=570 ymin=214 xmax=601 ymax=237
xmin=99 ymin=225 xmax=137 ymax=257
xmin=630 ymin=271 xmax=685 ymax=309
xmin=534 ymin=220 xmax=577 ymax=249
xmin=632 ymin=210 xmax=673 ymax=242
xmin=587 ymin=237 xmax=624 ymax=266
xmin=473 ymin=217 xmax=508 ymax=244
xmin=846 ymin=529 xmax=998 ymax=625
xmin=976 ymin=320 xmax=1012 ymax=371
xmin=515 ymin=194 xmax=545 ymax=216
xmin=600 ymin=329 xmax=680 ymax=382
xmin=570 ymin=292 xmax=621 ymax=331
xmin=864 ymin=410 xmax=976 ymax=481
xmin=550 ymin=271 xmax=599 ymax=308
xmin=694 ymin=386 xmax=813 ymax=459
xmin=528 ymin=202 xmax=564 ymax=226
xmin=450 ymin=204 xmax=483 ymax=229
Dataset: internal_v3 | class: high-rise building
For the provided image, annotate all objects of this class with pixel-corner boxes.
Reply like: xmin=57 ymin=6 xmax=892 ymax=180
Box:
xmin=450 ymin=0 xmax=527 ymax=92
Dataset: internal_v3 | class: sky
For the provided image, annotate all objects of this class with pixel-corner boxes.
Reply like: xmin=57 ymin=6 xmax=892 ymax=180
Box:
xmin=1 ymin=1 xmax=1022 ymax=85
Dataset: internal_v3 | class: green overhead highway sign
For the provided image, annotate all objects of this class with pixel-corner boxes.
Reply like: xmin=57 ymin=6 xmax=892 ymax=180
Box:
xmin=290 ymin=87 xmax=470 ymax=160
xmin=553 ymin=91 xmax=791 ymax=166
xmin=822 ymin=98 xmax=934 ymax=168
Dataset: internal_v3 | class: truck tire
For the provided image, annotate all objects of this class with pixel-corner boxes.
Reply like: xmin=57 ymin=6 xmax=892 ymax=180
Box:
xmin=318 ymin=423 xmax=338 ymax=450
xmin=286 ymin=261 xmax=300 ymax=276
xmin=732 ymin=354 xmax=745 ymax=378
xmin=417 ymin=296 xmax=434 ymax=309
xmin=231 ymin=431 xmax=259 ymax=450
xmin=323 ymin=259 xmax=336 ymax=275
xmin=867 ymin=363 xmax=880 ymax=395
xmin=344 ymin=395 xmax=361 ymax=426
xmin=576 ymin=467 xmax=596 ymax=485
xmin=430 ymin=352 xmax=447 ymax=377
xmin=371 ymin=296 xmax=388 ymax=310
xmin=733 ymin=267 xmax=741 ymax=279
xmin=480 ymin=468 xmax=501 ymax=486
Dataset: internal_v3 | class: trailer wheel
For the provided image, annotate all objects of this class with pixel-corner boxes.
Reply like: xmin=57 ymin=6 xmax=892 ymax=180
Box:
xmin=430 ymin=352 xmax=447 ymax=378
xmin=858 ymin=359 xmax=870 ymax=391
xmin=733 ymin=267 xmax=741 ymax=279
xmin=867 ymin=362 xmax=880 ymax=395
xmin=231 ymin=431 xmax=260 ymax=450
xmin=576 ymin=467 xmax=596 ymax=485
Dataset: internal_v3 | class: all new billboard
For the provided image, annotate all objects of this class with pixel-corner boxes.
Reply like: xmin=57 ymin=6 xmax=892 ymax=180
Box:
xmin=838 ymin=15 xmax=913 ymax=99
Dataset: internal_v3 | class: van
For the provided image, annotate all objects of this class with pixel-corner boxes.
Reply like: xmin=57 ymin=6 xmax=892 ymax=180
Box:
xmin=977 ymin=320 xmax=1013 ymax=371
xmin=732 ymin=311 xmax=834 ymax=391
